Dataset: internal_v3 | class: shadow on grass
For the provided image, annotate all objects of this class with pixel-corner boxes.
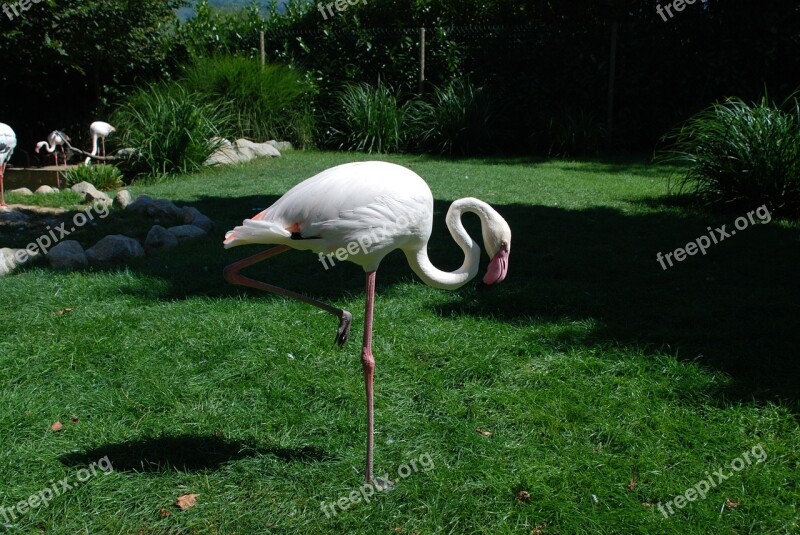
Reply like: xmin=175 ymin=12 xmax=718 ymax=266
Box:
xmin=58 ymin=434 xmax=330 ymax=473
xmin=15 ymin=191 xmax=800 ymax=410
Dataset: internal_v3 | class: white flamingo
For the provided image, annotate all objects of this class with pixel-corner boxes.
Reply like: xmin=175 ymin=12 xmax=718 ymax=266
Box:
xmin=0 ymin=123 xmax=16 ymax=207
xmin=35 ymin=130 xmax=70 ymax=188
xmin=84 ymin=121 xmax=116 ymax=165
xmin=223 ymin=161 xmax=511 ymax=485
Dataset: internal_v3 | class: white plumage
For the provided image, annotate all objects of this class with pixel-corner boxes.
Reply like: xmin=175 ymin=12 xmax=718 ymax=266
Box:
xmin=0 ymin=123 xmax=16 ymax=206
xmin=225 ymin=161 xmax=511 ymax=287
xmin=85 ymin=121 xmax=115 ymax=165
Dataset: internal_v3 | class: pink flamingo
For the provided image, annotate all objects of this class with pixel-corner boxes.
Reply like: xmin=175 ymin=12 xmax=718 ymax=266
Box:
xmin=0 ymin=123 xmax=16 ymax=207
xmin=35 ymin=130 xmax=70 ymax=188
xmin=84 ymin=121 xmax=116 ymax=165
xmin=223 ymin=161 xmax=511 ymax=485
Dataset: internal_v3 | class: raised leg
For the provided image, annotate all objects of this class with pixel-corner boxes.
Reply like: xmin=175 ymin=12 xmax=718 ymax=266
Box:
xmin=223 ymin=245 xmax=352 ymax=346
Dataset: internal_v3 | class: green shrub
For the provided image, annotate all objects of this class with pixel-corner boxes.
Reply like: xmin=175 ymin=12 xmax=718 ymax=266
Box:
xmin=329 ymin=83 xmax=410 ymax=154
xmin=410 ymin=80 xmax=493 ymax=156
xmin=181 ymin=56 xmax=315 ymax=147
xmin=64 ymin=164 xmax=124 ymax=191
xmin=111 ymin=83 xmax=231 ymax=177
xmin=661 ymin=94 xmax=800 ymax=217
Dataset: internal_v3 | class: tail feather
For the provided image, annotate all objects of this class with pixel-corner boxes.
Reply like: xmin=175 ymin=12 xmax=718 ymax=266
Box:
xmin=223 ymin=219 xmax=291 ymax=248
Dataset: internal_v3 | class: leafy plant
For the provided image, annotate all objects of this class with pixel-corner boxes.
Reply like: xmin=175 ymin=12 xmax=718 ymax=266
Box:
xmin=661 ymin=93 xmax=800 ymax=217
xmin=64 ymin=164 xmax=124 ymax=191
xmin=329 ymin=83 xmax=411 ymax=154
xmin=181 ymin=56 xmax=315 ymax=147
xmin=410 ymin=80 xmax=493 ymax=156
xmin=111 ymin=83 xmax=232 ymax=177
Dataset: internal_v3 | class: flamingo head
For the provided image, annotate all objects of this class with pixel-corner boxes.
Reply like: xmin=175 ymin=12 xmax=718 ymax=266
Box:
xmin=481 ymin=207 xmax=511 ymax=285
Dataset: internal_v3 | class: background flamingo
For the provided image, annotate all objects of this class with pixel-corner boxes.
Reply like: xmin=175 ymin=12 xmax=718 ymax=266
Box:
xmin=35 ymin=130 xmax=70 ymax=188
xmin=85 ymin=121 xmax=115 ymax=165
xmin=0 ymin=123 xmax=16 ymax=207
xmin=223 ymin=161 xmax=511 ymax=485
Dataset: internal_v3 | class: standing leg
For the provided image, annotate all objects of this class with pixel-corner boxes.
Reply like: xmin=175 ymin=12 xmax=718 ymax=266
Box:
xmin=361 ymin=271 xmax=390 ymax=489
xmin=223 ymin=245 xmax=352 ymax=346
xmin=101 ymin=137 xmax=106 ymax=157
xmin=0 ymin=163 xmax=6 ymax=206
xmin=362 ymin=271 xmax=376 ymax=484
xmin=53 ymin=153 xmax=60 ymax=189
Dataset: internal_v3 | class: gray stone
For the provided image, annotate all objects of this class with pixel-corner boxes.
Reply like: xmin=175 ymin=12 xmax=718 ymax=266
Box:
xmin=47 ymin=240 xmax=88 ymax=269
xmin=181 ymin=206 xmax=214 ymax=233
xmin=238 ymin=139 xmax=281 ymax=157
xmin=147 ymin=199 xmax=182 ymax=220
xmin=205 ymin=146 xmax=252 ymax=166
xmin=267 ymin=140 xmax=293 ymax=152
xmin=85 ymin=235 xmax=144 ymax=264
xmin=70 ymin=181 xmax=102 ymax=197
xmin=84 ymin=190 xmax=111 ymax=204
xmin=168 ymin=224 xmax=206 ymax=242
xmin=8 ymin=187 xmax=33 ymax=196
xmin=113 ymin=190 xmax=133 ymax=210
xmin=126 ymin=194 xmax=153 ymax=213
xmin=145 ymin=225 xmax=179 ymax=253
xmin=35 ymin=185 xmax=57 ymax=194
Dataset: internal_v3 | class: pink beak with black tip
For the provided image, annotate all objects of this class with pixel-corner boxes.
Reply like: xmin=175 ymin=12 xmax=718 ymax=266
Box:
xmin=483 ymin=247 xmax=509 ymax=285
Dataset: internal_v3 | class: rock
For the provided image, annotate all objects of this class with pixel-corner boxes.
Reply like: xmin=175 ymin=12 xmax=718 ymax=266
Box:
xmin=205 ymin=146 xmax=251 ymax=166
xmin=147 ymin=199 xmax=183 ymax=220
xmin=9 ymin=187 xmax=33 ymax=196
xmin=145 ymin=225 xmax=179 ymax=253
xmin=126 ymin=194 xmax=154 ymax=213
xmin=181 ymin=206 xmax=214 ymax=233
xmin=238 ymin=139 xmax=281 ymax=158
xmin=47 ymin=240 xmax=88 ymax=269
xmin=267 ymin=140 xmax=293 ymax=151
xmin=113 ymin=190 xmax=133 ymax=210
xmin=0 ymin=247 xmax=39 ymax=276
xmin=84 ymin=235 xmax=144 ymax=264
xmin=70 ymin=181 xmax=102 ymax=197
xmin=168 ymin=224 xmax=206 ymax=242
xmin=35 ymin=185 xmax=57 ymax=194
xmin=210 ymin=137 xmax=234 ymax=150
xmin=84 ymin=190 xmax=111 ymax=204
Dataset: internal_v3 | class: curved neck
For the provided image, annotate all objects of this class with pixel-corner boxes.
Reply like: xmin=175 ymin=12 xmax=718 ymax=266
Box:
xmin=91 ymin=135 xmax=99 ymax=156
xmin=37 ymin=141 xmax=56 ymax=153
xmin=405 ymin=198 xmax=492 ymax=290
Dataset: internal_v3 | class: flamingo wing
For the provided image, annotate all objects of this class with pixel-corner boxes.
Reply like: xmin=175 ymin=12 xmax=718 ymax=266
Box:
xmin=224 ymin=161 xmax=433 ymax=265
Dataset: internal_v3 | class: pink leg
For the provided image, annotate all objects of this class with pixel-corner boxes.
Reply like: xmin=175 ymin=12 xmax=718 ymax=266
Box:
xmin=0 ymin=163 xmax=6 ymax=206
xmin=223 ymin=245 xmax=352 ymax=346
xmin=101 ymin=138 xmax=106 ymax=157
xmin=53 ymin=153 xmax=60 ymax=189
xmin=362 ymin=271 xmax=377 ymax=484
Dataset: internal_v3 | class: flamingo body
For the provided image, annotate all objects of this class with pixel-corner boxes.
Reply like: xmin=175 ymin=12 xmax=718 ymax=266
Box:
xmin=225 ymin=162 xmax=434 ymax=272
xmin=0 ymin=123 xmax=16 ymax=206
xmin=86 ymin=121 xmax=115 ymax=164
xmin=35 ymin=130 xmax=70 ymax=188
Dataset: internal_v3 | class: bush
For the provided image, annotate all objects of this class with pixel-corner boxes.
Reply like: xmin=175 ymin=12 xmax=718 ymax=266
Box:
xmin=410 ymin=80 xmax=493 ymax=156
xmin=329 ymin=83 xmax=410 ymax=154
xmin=111 ymin=83 xmax=231 ymax=177
xmin=64 ymin=164 xmax=124 ymax=191
xmin=661 ymin=94 xmax=800 ymax=218
xmin=181 ymin=56 xmax=315 ymax=147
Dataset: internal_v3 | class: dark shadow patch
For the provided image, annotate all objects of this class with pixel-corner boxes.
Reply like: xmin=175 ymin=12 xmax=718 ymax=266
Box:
xmin=59 ymin=434 xmax=331 ymax=473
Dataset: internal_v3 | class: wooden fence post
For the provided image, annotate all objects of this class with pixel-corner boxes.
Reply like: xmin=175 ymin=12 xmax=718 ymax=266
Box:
xmin=260 ymin=31 xmax=266 ymax=68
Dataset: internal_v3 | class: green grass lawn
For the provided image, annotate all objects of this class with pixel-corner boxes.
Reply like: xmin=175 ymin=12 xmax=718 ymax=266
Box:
xmin=1 ymin=151 xmax=798 ymax=534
